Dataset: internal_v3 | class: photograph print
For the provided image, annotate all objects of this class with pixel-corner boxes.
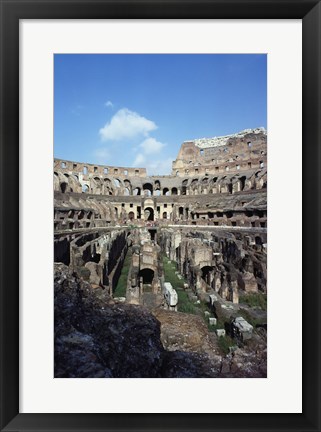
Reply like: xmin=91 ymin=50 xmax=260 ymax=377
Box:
xmin=54 ymin=54 xmax=267 ymax=378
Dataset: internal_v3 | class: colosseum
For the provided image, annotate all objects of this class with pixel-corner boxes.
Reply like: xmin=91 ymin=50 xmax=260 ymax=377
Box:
xmin=54 ymin=127 xmax=267 ymax=378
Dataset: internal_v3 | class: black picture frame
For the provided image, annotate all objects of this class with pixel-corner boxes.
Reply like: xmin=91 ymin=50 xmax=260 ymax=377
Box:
xmin=0 ymin=1 xmax=320 ymax=431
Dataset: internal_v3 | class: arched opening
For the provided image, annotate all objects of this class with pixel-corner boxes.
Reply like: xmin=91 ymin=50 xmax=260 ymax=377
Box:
xmin=82 ymin=184 xmax=89 ymax=193
xmin=124 ymin=179 xmax=131 ymax=190
xmin=163 ymin=187 xmax=169 ymax=196
xmin=191 ymin=179 xmax=198 ymax=189
xmin=133 ymin=187 xmax=141 ymax=196
xmin=103 ymin=178 xmax=113 ymax=195
xmin=143 ymin=183 xmax=153 ymax=197
xmin=144 ymin=207 xmax=154 ymax=221
xmin=60 ymin=182 xmax=67 ymax=193
xmin=162 ymin=211 xmax=167 ymax=219
xmin=201 ymin=266 xmax=214 ymax=287
xmin=171 ymin=187 xmax=178 ymax=195
xmin=240 ymin=176 xmax=246 ymax=191
xmin=179 ymin=207 xmax=184 ymax=218
xmin=181 ymin=179 xmax=188 ymax=195
xmin=148 ymin=229 xmax=156 ymax=241
xmin=93 ymin=177 xmax=102 ymax=194
xmin=114 ymin=207 xmax=118 ymax=218
xmin=128 ymin=211 xmax=135 ymax=221
xmin=154 ymin=190 xmax=161 ymax=196
xmin=139 ymin=268 xmax=154 ymax=285
xmin=124 ymin=188 xmax=130 ymax=196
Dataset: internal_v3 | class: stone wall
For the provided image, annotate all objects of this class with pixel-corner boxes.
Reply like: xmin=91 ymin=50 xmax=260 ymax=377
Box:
xmin=54 ymin=189 xmax=267 ymax=230
xmin=172 ymin=128 xmax=267 ymax=177
xmin=54 ymin=229 xmax=128 ymax=294
xmin=158 ymin=228 xmax=267 ymax=303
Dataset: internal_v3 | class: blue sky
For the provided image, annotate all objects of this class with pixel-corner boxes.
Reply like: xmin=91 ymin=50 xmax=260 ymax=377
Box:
xmin=54 ymin=54 xmax=267 ymax=175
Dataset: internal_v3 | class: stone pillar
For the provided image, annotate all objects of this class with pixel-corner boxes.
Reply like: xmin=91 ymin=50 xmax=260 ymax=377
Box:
xmin=195 ymin=270 xmax=203 ymax=291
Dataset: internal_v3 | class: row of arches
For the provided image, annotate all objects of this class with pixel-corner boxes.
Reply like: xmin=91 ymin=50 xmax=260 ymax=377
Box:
xmin=137 ymin=185 xmax=178 ymax=197
xmin=54 ymin=170 xmax=267 ymax=196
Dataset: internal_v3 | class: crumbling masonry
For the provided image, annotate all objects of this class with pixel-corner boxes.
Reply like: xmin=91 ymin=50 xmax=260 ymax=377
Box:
xmin=54 ymin=128 xmax=267 ymax=309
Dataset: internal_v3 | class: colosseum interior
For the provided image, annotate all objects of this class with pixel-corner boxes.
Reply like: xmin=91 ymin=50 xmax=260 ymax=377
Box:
xmin=54 ymin=127 xmax=267 ymax=378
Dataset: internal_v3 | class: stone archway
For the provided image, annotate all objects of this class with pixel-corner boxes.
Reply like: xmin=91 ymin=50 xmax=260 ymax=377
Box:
xmin=139 ymin=268 xmax=154 ymax=284
xmin=143 ymin=183 xmax=153 ymax=196
xmin=144 ymin=207 xmax=154 ymax=221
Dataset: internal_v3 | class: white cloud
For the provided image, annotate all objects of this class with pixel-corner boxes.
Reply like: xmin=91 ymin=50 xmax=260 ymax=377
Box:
xmin=144 ymin=157 xmax=173 ymax=175
xmin=132 ymin=153 xmax=173 ymax=175
xmin=93 ymin=148 xmax=110 ymax=164
xmin=105 ymin=100 xmax=113 ymax=108
xmin=132 ymin=137 xmax=169 ymax=174
xmin=132 ymin=153 xmax=146 ymax=167
xmin=99 ymin=108 xmax=157 ymax=141
xmin=139 ymin=137 xmax=165 ymax=154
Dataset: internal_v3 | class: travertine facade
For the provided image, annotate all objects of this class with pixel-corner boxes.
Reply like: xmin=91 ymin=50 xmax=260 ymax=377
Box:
xmin=54 ymin=128 xmax=267 ymax=230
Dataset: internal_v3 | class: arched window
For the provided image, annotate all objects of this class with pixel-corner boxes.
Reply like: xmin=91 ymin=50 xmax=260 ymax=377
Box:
xmin=143 ymin=183 xmax=153 ymax=196
xmin=163 ymin=187 xmax=169 ymax=196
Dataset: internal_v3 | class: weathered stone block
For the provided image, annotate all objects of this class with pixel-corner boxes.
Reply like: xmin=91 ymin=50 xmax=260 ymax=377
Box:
xmin=216 ymin=329 xmax=226 ymax=337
